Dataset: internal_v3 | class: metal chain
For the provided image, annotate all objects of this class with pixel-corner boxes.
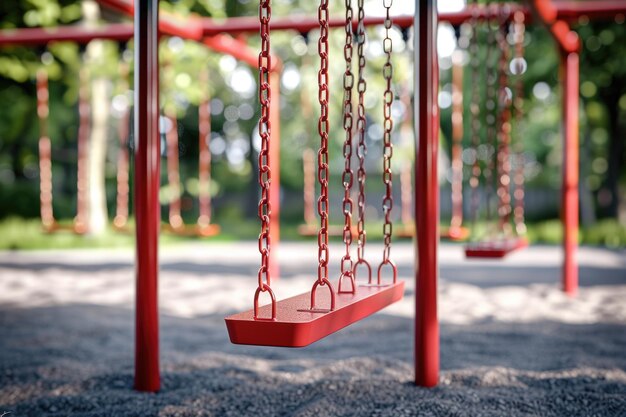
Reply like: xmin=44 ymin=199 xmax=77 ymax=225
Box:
xmin=484 ymin=10 xmax=499 ymax=227
xmin=512 ymin=11 xmax=527 ymax=236
xmin=37 ymin=66 xmax=55 ymax=230
xmin=339 ymin=0 xmax=355 ymax=292
xmin=198 ymin=68 xmax=213 ymax=229
xmin=354 ymin=0 xmax=371 ymax=281
xmin=468 ymin=3 xmax=482 ymax=230
xmin=379 ymin=0 xmax=396 ymax=281
xmin=256 ymin=0 xmax=273 ymax=296
xmin=114 ymin=59 xmax=131 ymax=230
xmin=496 ymin=11 xmax=513 ymax=235
xmin=317 ymin=0 xmax=330 ymax=285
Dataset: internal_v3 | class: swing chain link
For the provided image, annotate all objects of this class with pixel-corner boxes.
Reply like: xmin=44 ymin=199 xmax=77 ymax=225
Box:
xmin=340 ymin=0 xmax=355 ymax=278
xmin=484 ymin=6 xmax=498 ymax=225
xmin=355 ymin=0 xmax=367 ymax=263
xmin=381 ymin=0 xmax=394 ymax=264
xmin=317 ymin=0 xmax=330 ymax=284
xmin=512 ymin=11 xmax=526 ymax=235
xmin=257 ymin=0 xmax=272 ymax=292
xmin=468 ymin=1 xmax=482 ymax=228
xmin=496 ymin=9 xmax=513 ymax=234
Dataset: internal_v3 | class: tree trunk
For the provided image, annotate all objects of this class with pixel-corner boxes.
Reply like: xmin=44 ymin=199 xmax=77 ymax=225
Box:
xmin=605 ymin=88 xmax=624 ymax=219
xmin=83 ymin=0 xmax=109 ymax=235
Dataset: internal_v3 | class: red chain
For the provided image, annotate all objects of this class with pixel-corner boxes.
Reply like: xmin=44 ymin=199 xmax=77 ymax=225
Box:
xmin=468 ymin=3 xmax=482 ymax=229
xmin=114 ymin=60 xmax=131 ymax=230
xmin=512 ymin=11 xmax=527 ymax=236
xmin=198 ymin=68 xmax=213 ymax=228
xmin=353 ymin=0 xmax=371 ymax=282
xmin=37 ymin=67 xmax=55 ymax=230
xmin=338 ymin=0 xmax=355 ymax=293
xmin=317 ymin=0 xmax=330 ymax=286
xmin=255 ymin=0 xmax=274 ymax=318
xmin=378 ymin=0 xmax=396 ymax=284
xmin=484 ymin=9 xmax=498 ymax=227
xmin=496 ymin=12 xmax=512 ymax=235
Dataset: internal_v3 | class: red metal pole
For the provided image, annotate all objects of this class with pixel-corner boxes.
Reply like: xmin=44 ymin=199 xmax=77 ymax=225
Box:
xmin=415 ymin=0 xmax=439 ymax=387
xmin=561 ymin=51 xmax=580 ymax=296
xmin=134 ymin=0 xmax=160 ymax=392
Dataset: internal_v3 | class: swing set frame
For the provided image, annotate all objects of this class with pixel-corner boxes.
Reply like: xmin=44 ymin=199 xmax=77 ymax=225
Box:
xmin=1 ymin=0 xmax=624 ymax=391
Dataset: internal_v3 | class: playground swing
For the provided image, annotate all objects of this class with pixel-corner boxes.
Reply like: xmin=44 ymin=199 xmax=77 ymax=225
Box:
xmin=161 ymin=66 xmax=220 ymax=238
xmin=113 ymin=55 xmax=131 ymax=232
xmin=465 ymin=6 xmax=528 ymax=258
xmin=225 ymin=0 xmax=404 ymax=347
xmin=37 ymin=54 xmax=90 ymax=235
xmin=441 ymin=42 xmax=470 ymax=241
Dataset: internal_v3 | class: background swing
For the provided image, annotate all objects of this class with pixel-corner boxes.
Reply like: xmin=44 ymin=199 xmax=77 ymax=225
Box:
xmin=226 ymin=0 xmax=404 ymax=347
xmin=160 ymin=63 xmax=220 ymax=238
xmin=37 ymin=54 xmax=90 ymax=235
xmin=465 ymin=5 xmax=528 ymax=258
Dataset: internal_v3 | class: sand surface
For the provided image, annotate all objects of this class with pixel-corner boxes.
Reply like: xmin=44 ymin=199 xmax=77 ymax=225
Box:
xmin=0 ymin=242 xmax=625 ymax=416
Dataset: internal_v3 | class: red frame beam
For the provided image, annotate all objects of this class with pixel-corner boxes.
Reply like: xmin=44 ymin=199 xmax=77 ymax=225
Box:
xmin=134 ymin=0 xmax=161 ymax=392
xmin=415 ymin=0 xmax=439 ymax=387
xmin=0 ymin=24 xmax=133 ymax=46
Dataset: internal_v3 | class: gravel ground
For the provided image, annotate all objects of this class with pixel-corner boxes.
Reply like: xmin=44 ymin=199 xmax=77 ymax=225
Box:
xmin=0 ymin=242 xmax=625 ymax=416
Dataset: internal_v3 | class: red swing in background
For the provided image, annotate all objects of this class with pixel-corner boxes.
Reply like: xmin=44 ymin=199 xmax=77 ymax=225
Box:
xmin=226 ymin=0 xmax=404 ymax=347
xmin=440 ymin=47 xmax=470 ymax=241
xmin=465 ymin=5 xmax=528 ymax=259
xmin=37 ymin=53 xmax=90 ymax=235
xmin=161 ymin=62 xmax=220 ymax=238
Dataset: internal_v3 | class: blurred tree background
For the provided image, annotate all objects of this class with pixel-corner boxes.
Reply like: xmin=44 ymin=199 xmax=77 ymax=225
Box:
xmin=0 ymin=0 xmax=624 ymax=246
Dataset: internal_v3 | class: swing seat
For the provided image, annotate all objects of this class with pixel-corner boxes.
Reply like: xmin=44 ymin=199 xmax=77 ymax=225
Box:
xmin=225 ymin=280 xmax=404 ymax=347
xmin=297 ymin=223 xmax=358 ymax=238
xmin=464 ymin=236 xmax=528 ymax=258
xmin=162 ymin=223 xmax=221 ymax=237
xmin=42 ymin=221 xmax=88 ymax=235
xmin=440 ymin=226 xmax=470 ymax=241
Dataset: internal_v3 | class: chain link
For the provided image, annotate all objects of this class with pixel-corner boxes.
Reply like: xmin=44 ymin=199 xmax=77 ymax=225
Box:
xmin=468 ymin=2 xmax=482 ymax=230
xmin=354 ymin=0 xmax=370 ymax=278
xmin=512 ymin=11 xmax=526 ymax=236
xmin=339 ymin=0 xmax=355 ymax=290
xmin=317 ymin=0 xmax=330 ymax=285
xmin=380 ymin=0 xmax=394 ymax=265
xmin=257 ymin=0 xmax=272 ymax=293
xmin=484 ymin=10 xmax=499 ymax=227
xmin=496 ymin=12 xmax=513 ymax=236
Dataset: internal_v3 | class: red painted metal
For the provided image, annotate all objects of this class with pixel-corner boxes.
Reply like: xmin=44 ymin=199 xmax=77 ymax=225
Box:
xmin=415 ymin=0 xmax=439 ymax=388
xmin=134 ymin=0 xmax=160 ymax=393
xmin=561 ymin=51 xmax=580 ymax=296
xmin=531 ymin=0 xmax=580 ymax=296
xmin=225 ymin=282 xmax=405 ymax=347
xmin=444 ymin=51 xmax=466 ymax=242
xmin=113 ymin=61 xmax=131 ymax=231
xmin=465 ymin=237 xmax=529 ymax=259
xmin=0 ymin=24 xmax=133 ymax=46
xmin=97 ymin=0 xmax=203 ymax=40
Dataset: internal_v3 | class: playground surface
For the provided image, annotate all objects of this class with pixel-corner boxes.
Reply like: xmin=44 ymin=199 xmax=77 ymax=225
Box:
xmin=0 ymin=242 xmax=625 ymax=416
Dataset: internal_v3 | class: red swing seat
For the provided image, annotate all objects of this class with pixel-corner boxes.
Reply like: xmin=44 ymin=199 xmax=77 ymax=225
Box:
xmin=225 ymin=280 xmax=404 ymax=347
xmin=464 ymin=236 xmax=528 ymax=258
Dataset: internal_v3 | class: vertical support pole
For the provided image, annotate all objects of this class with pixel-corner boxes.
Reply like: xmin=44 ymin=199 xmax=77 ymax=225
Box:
xmin=269 ymin=71 xmax=281 ymax=279
xmin=134 ymin=0 xmax=160 ymax=392
xmin=561 ymin=50 xmax=579 ymax=296
xmin=414 ymin=0 xmax=439 ymax=387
